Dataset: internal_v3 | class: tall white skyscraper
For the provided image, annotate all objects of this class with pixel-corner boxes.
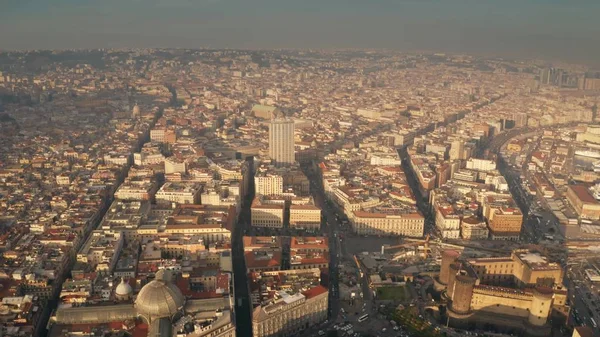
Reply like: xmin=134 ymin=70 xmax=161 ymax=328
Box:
xmin=269 ymin=114 xmax=295 ymax=166
xmin=449 ymin=140 xmax=464 ymax=161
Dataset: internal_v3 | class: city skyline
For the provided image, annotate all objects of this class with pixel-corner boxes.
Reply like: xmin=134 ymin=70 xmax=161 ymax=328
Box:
xmin=2 ymin=0 xmax=600 ymax=67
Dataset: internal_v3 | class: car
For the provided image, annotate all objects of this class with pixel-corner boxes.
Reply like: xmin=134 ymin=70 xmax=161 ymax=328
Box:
xmin=318 ymin=331 xmax=325 ymax=336
xmin=382 ymin=328 xmax=387 ymax=332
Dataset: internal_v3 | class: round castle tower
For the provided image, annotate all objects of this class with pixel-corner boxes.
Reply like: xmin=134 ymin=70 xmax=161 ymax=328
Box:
xmin=447 ymin=262 xmax=461 ymax=298
xmin=440 ymin=250 xmax=460 ymax=285
xmin=451 ymin=273 xmax=476 ymax=315
xmin=528 ymin=287 xmax=553 ymax=326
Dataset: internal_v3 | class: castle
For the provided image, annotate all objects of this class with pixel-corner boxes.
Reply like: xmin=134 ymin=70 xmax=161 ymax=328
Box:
xmin=436 ymin=249 xmax=569 ymax=336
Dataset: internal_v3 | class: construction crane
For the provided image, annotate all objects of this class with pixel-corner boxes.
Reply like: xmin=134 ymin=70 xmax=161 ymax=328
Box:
xmin=381 ymin=234 xmax=431 ymax=259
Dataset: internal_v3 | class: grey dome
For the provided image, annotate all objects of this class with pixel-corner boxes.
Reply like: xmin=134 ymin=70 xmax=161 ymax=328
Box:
xmin=115 ymin=278 xmax=133 ymax=296
xmin=135 ymin=277 xmax=184 ymax=321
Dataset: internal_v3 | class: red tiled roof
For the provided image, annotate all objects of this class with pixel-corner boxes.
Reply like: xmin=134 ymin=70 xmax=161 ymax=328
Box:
xmin=243 ymin=236 xmax=282 ymax=250
xmin=289 ymin=204 xmax=320 ymax=210
xmin=244 ymin=252 xmax=281 ymax=269
xmin=379 ymin=166 xmax=402 ymax=172
xmin=132 ymin=323 xmax=149 ymax=337
xmin=108 ymin=321 xmax=123 ymax=330
xmin=290 ymin=237 xmax=328 ymax=250
xmin=64 ymin=323 xmax=93 ymax=334
xmin=353 ymin=211 xmax=385 ymax=218
xmin=569 ymin=185 xmax=598 ymax=204
xmin=166 ymin=224 xmax=222 ymax=229
xmin=353 ymin=211 xmax=423 ymax=219
xmin=217 ymin=273 xmax=229 ymax=290
xmin=302 ymin=285 xmax=328 ymax=299
xmin=176 ymin=276 xmax=223 ymax=299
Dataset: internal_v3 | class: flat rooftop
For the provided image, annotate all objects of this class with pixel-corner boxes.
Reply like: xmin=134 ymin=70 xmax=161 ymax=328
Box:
xmin=517 ymin=251 xmax=561 ymax=271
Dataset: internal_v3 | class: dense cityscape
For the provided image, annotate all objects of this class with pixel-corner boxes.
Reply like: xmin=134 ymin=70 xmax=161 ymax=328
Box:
xmin=0 ymin=49 xmax=599 ymax=337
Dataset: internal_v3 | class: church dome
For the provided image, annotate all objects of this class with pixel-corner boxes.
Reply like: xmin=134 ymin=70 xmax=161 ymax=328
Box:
xmin=115 ymin=278 xmax=133 ymax=297
xmin=135 ymin=275 xmax=184 ymax=321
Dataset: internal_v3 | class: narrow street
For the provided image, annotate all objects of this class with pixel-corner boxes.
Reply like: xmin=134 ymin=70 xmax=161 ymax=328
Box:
xmin=233 ymin=158 xmax=255 ymax=337
xmin=302 ymin=162 xmax=342 ymax=330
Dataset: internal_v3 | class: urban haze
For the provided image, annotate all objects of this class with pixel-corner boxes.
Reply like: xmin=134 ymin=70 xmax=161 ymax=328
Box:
xmin=2 ymin=0 xmax=600 ymax=66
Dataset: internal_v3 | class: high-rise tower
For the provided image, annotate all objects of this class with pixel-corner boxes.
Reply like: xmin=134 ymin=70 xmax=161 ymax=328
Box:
xmin=449 ymin=140 xmax=464 ymax=161
xmin=269 ymin=112 xmax=295 ymax=166
xmin=132 ymin=103 xmax=140 ymax=119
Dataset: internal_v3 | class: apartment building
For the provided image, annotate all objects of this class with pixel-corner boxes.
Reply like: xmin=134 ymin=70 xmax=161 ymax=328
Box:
xmin=566 ymin=184 xmax=600 ymax=220
xmin=165 ymin=157 xmax=187 ymax=174
xmin=243 ymin=236 xmax=283 ymax=274
xmin=460 ymin=216 xmax=489 ymax=240
xmin=251 ymin=196 xmax=285 ymax=228
xmin=483 ymin=196 xmax=523 ymax=241
xmin=434 ymin=204 xmax=461 ymax=239
xmin=255 ymin=174 xmax=284 ymax=196
xmin=252 ymin=286 xmax=328 ymax=337
xmin=76 ymin=230 xmax=124 ymax=274
xmin=350 ymin=209 xmax=424 ymax=237
xmin=155 ymin=182 xmax=202 ymax=205
xmin=466 ymin=158 xmax=497 ymax=172
xmin=289 ymin=204 xmax=321 ymax=230
xmin=290 ymin=237 xmax=329 ymax=270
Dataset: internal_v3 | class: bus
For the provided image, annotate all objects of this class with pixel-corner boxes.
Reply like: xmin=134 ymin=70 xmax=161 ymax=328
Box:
xmin=358 ymin=314 xmax=369 ymax=322
xmin=591 ymin=318 xmax=597 ymax=328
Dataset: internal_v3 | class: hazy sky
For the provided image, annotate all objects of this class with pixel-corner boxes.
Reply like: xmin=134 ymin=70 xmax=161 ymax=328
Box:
xmin=2 ymin=0 xmax=600 ymax=65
